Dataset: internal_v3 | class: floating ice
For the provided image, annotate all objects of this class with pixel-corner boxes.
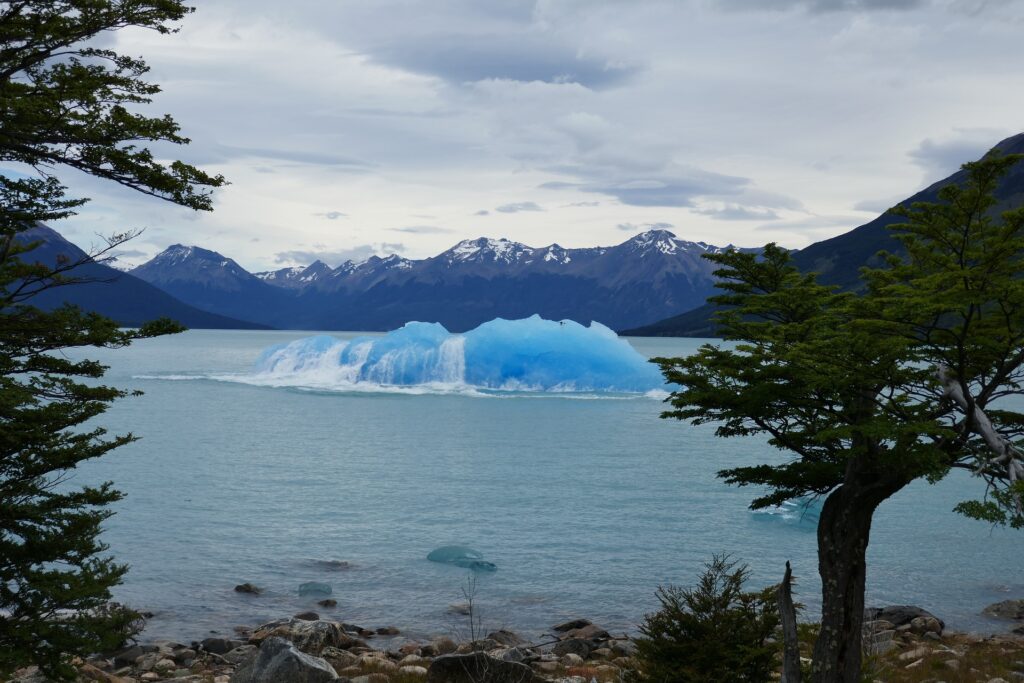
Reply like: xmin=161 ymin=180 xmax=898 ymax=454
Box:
xmin=253 ymin=315 xmax=665 ymax=394
xmin=427 ymin=546 xmax=497 ymax=572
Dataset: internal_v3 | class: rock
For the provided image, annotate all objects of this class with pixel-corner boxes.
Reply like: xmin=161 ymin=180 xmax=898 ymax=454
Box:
xmin=201 ymin=638 xmax=244 ymax=655
xmin=865 ymin=606 xmax=945 ymax=631
xmin=376 ymin=626 xmax=400 ymax=635
xmin=591 ymin=647 xmax=613 ymax=659
xmin=910 ymin=615 xmax=943 ymax=635
xmin=400 ymin=655 xmax=429 ymax=666
xmin=78 ymin=663 xmax=128 ymax=683
xmin=250 ymin=618 xmax=360 ymax=654
xmin=231 ymin=637 xmax=338 ymax=683
xmin=560 ymin=654 xmax=584 ymax=667
xmin=456 ymin=639 xmax=499 ymax=654
xmin=533 ymin=661 xmax=560 ymax=674
xmin=421 ymin=637 xmax=457 ymax=657
xmin=552 ymin=639 xmax=591 ymax=659
xmin=399 ymin=643 xmax=423 ymax=656
xmin=864 ymin=630 xmax=898 ymax=655
xmin=154 ymin=658 xmax=177 ymax=672
xmin=863 ymin=620 xmax=895 ymax=632
xmin=299 ymin=582 xmax=333 ymax=597
xmin=448 ymin=603 xmax=471 ymax=616
xmin=235 ymin=583 xmax=262 ymax=595
xmin=565 ymin=624 xmax=609 ymax=641
xmin=898 ymin=647 xmax=931 ymax=662
xmin=497 ymin=648 xmax=532 ymax=664
xmin=400 ymin=665 xmax=429 ymax=677
xmin=295 ymin=612 xmax=321 ymax=621
xmin=983 ymin=599 xmax=1024 ymax=621
xmin=351 ymin=675 xmax=389 ymax=683
xmin=486 ymin=630 xmax=524 ymax=647
xmin=553 ymin=619 xmax=591 ymax=632
xmin=224 ymin=645 xmax=258 ymax=665
xmin=112 ymin=645 xmax=151 ymax=667
xmin=318 ymin=599 xmax=338 ymax=608
xmin=427 ymin=652 xmax=540 ymax=683
xmin=610 ymin=640 xmax=636 ymax=658
xmin=923 ymin=631 xmax=941 ymax=642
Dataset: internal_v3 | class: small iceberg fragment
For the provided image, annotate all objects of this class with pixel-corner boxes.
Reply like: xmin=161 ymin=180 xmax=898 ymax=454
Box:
xmin=427 ymin=546 xmax=497 ymax=572
xmin=298 ymin=581 xmax=332 ymax=596
xmin=253 ymin=315 xmax=665 ymax=394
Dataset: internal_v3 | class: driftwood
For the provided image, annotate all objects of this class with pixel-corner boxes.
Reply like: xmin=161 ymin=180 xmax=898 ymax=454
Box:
xmin=938 ymin=365 xmax=1024 ymax=515
xmin=778 ymin=561 xmax=801 ymax=683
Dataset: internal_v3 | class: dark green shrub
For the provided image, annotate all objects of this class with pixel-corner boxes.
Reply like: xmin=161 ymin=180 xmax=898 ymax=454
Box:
xmin=631 ymin=555 xmax=780 ymax=683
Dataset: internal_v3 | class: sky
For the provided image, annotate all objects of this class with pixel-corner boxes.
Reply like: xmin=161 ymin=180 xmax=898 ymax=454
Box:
xmin=37 ymin=0 xmax=1024 ymax=271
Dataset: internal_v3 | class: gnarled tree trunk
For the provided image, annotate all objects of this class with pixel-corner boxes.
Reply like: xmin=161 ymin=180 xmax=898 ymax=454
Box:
xmin=810 ymin=475 xmax=908 ymax=683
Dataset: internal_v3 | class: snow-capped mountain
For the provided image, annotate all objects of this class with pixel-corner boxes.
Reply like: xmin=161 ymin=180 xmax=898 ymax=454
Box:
xmin=130 ymin=229 xmax=760 ymax=331
xmin=254 ymin=260 xmax=333 ymax=289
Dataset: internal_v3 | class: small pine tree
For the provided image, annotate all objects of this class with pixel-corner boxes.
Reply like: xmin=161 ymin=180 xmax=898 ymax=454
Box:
xmin=632 ymin=555 xmax=780 ymax=683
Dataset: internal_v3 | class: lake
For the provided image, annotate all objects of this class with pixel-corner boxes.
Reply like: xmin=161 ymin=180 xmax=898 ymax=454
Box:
xmin=72 ymin=328 xmax=1022 ymax=643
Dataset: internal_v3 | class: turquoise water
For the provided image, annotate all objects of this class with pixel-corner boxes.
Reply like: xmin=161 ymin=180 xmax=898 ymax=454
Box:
xmin=70 ymin=329 xmax=1022 ymax=642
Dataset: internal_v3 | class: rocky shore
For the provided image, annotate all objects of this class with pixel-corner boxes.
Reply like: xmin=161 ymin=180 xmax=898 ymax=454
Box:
xmin=6 ymin=600 xmax=1024 ymax=683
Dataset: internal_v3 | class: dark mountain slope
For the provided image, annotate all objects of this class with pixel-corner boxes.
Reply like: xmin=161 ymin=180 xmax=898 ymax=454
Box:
xmin=12 ymin=225 xmax=268 ymax=329
xmin=626 ymin=133 xmax=1024 ymax=336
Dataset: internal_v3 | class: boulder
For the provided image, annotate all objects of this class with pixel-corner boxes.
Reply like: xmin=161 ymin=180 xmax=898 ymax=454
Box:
xmin=400 ymin=665 xmax=429 ymax=677
xmin=551 ymin=639 xmax=591 ymax=659
xmin=553 ymin=619 xmax=591 ymax=632
xmin=201 ymin=638 xmax=244 ymax=655
xmin=224 ymin=645 xmax=259 ymax=665
xmin=376 ymin=626 xmax=400 ymax=635
xmin=295 ymin=612 xmax=320 ymax=621
xmin=487 ymin=630 xmax=524 ymax=647
xmin=910 ymin=616 xmax=943 ymax=636
xmin=235 ymin=583 xmax=262 ymax=595
xmin=250 ymin=618 xmax=360 ymax=654
xmin=427 ymin=652 xmax=540 ymax=683
xmin=421 ymin=637 xmax=457 ymax=657
xmin=982 ymin=599 xmax=1024 ymax=621
xmin=864 ymin=606 xmax=945 ymax=631
xmin=565 ymin=624 xmax=609 ymax=641
xmin=232 ymin=637 xmax=338 ymax=683
xmin=318 ymin=599 xmax=338 ymax=608
xmin=320 ymin=646 xmax=359 ymax=670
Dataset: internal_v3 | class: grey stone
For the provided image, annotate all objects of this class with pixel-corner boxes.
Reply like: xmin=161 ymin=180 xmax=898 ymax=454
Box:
xmin=427 ymin=652 xmax=539 ymax=683
xmin=864 ymin=605 xmax=944 ymax=630
xmin=201 ymin=638 xmax=244 ymax=655
xmin=551 ymin=639 xmax=591 ymax=659
xmin=235 ymin=583 xmax=262 ymax=595
xmin=224 ymin=645 xmax=259 ymax=665
xmin=564 ymin=624 xmax=609 ymax=642
xmin=231 ymin=637 xmax=338 ymax=683
xmin=295 ymin=612 xmax=321 ymax=621
xmin=983 ymin=599 xmax=1024 ymax=621
xmin=487 ymin=630 xmax=524 ymax=647
xmin=250 ymin=618 xmax=360 ymax=654
xmin=552 ymin=619 xmax=591 ymax=632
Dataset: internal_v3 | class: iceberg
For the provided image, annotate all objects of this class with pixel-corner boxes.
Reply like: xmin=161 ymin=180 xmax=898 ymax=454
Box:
xmin=253 ymin=315 xmax=665 ymax=394
xmin=427 ymin=546 xmax=497 ymax=572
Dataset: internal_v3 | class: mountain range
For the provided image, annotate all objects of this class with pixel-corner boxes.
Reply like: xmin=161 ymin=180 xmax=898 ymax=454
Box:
xmin=17 ymin=132 xmax=1024 ymax=335
xmin=127 ymin=232 xmax=758 ymax=331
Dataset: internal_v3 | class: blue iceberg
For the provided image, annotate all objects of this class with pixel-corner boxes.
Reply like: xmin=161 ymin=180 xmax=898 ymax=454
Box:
xmin=253 ymin=315 xmax=665 ymax=393
xmin=427 ymin=546 xmax=497 ymax=572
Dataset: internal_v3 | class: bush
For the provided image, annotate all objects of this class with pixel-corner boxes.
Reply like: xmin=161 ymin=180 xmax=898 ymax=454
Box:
xmin=631 ymin=555 xmax=780 ymax=683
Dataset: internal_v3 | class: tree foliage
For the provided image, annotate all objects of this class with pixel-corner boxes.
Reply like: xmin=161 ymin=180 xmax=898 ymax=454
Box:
xmin=1 ymin=1 xmax=220 ymax=678
xmin=631 ymin=555 xmax=780 ymax=683
xmin=655 ymin=151 xmax=1024 ymax=681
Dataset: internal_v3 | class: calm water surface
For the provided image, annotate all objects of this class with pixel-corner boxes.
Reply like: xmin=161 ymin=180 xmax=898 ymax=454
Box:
xmin=71 ymin=330 xmax=1022 ymax=642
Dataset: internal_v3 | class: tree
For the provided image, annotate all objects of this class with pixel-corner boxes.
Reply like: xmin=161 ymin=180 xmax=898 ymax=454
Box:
xmin=1 ymin=1 xmax=224 ymax=678
xmin=656 ymin=151 xmax=1024 ymax=683
xmin=631 ymin=554 xmax=780 ymax=683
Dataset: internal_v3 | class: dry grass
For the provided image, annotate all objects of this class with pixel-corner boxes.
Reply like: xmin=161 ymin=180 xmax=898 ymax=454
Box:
xmin=861 ymin=634 xmax=1024 ymax=683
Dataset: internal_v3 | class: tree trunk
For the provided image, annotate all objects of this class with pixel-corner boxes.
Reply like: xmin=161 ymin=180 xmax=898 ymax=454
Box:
xmin=810 ymin=476 xmax=907 ymax=683
xmin=778 ymin=561 xmax=802 ymax=683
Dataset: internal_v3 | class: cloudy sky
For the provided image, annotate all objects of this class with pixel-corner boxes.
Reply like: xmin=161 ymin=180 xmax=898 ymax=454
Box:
xmin=46 ymin=0 xmax=1024 ymax=270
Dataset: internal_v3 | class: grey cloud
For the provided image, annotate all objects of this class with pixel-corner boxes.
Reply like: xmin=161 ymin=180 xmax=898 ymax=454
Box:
xmin=475 ymin=210 xmax=490 ymax=216
xmin=495 ymin=201 xmax=544 ymax=213
xmin=565 ymin=201 xmax=601 ymax=207
xmin=714 ymin=0 xmax=926 ymax=11
xmin=853 ymin=196 xmax=905 ymax=213
xmin=368 ymin=34 xmax=637 ymax=89
xmin=314 ymin=211 xmax=348 ymax=220
xmin=209 ymin=144 xmax=374 ymax=170
xmin=554 ymin=168 xmax=749 ymax=208
xmin=694 ymin=205 xmax=781 ymax=221
xmin=390 ymin=225 xmax=455 ymax=234
xmin=617 ymin=221 xmax=675 ymax=231
xmin=908 ymin=131 xmax=1004 ymax=179
xmin=755 ymin=215 xmax=861 ymax=231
